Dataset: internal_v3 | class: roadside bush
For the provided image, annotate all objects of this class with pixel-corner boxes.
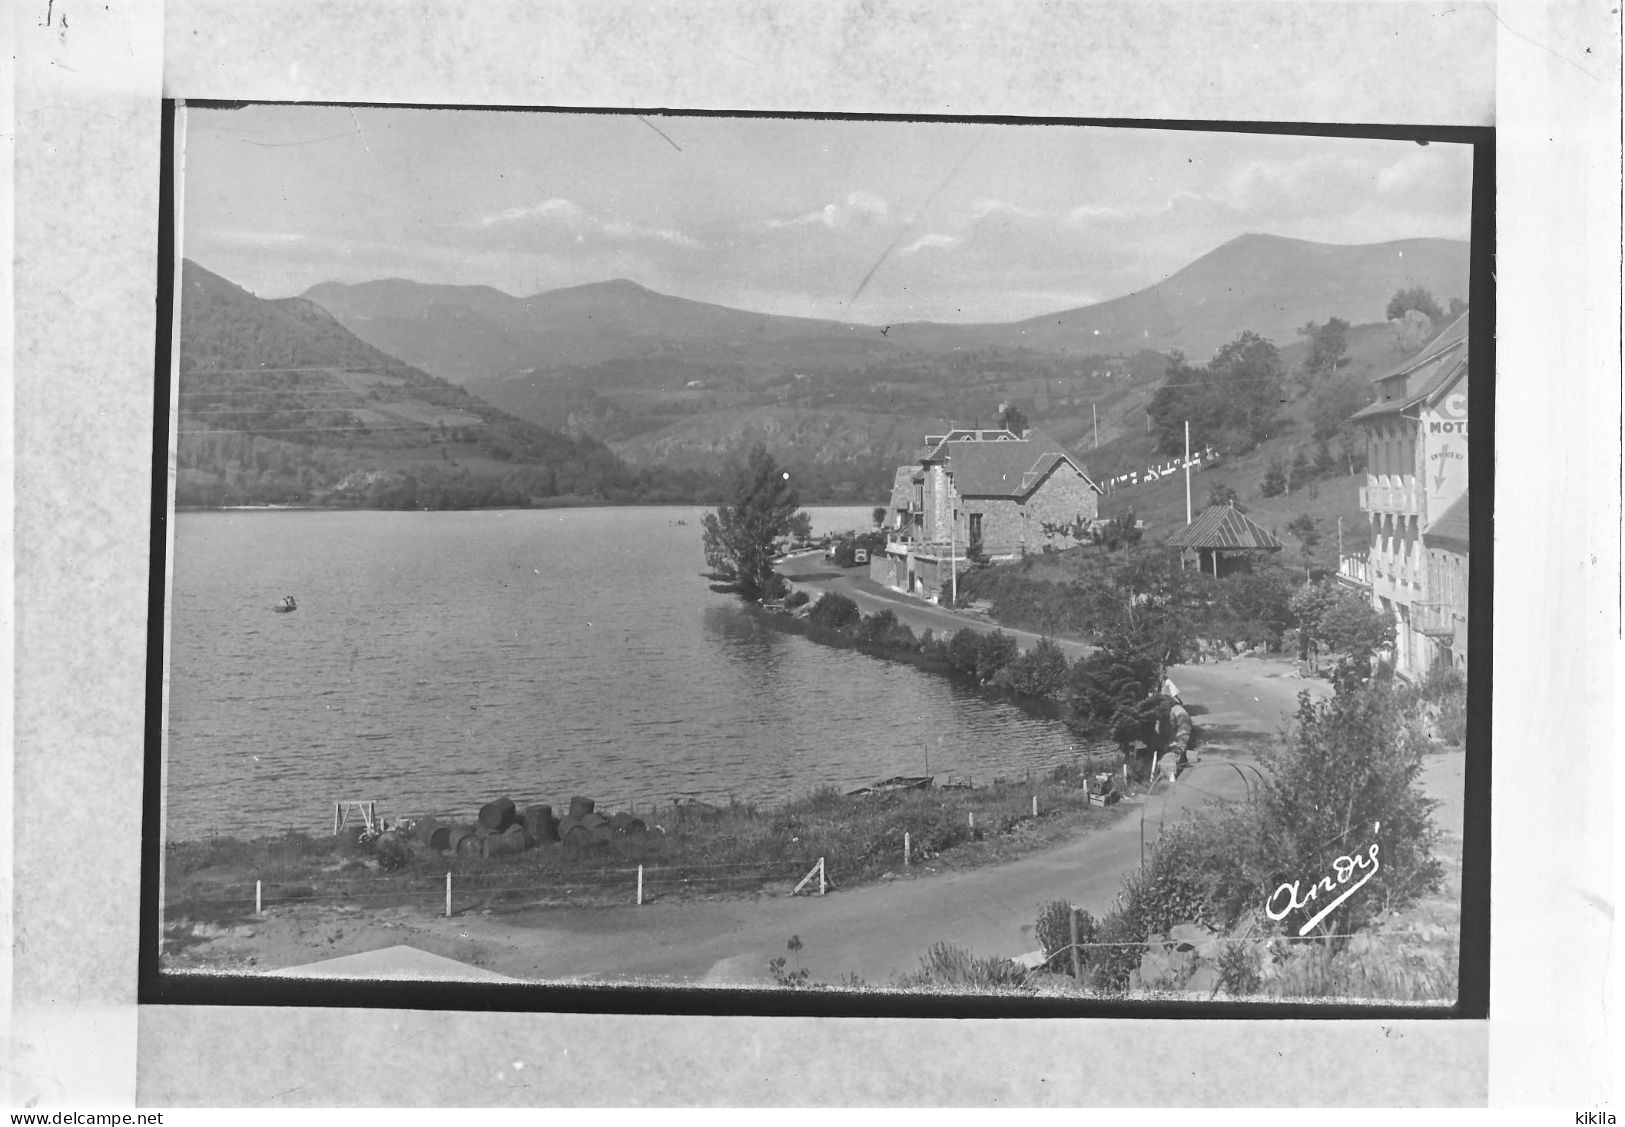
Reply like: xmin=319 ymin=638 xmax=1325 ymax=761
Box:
xmin=1290 ymin=583 xmax=1395 ymax=670
xmin=903 ymin=942 xmax=1030 ymax=990
xmin=1036 ymin=900 xmax=1098 ymax=969
xmin=855 ymin=609 xmax=919 ymax=653
xmin=1256 ymin=675 xmax=1442 ymax=930
xmin=1066 ymin=641 xmax=1161 ymax=746
xmin=785 ymin=589 xmax=810 ymax=609
xmin=973 ymin=630 xmax=1020 ymax=683
xmin=808 ymin=591 xmax=862 ymax=634
xmin=995 ymin=636 xmax=1071 ymax=698
xmin=946 ymin=627 xmax=984 ymax=676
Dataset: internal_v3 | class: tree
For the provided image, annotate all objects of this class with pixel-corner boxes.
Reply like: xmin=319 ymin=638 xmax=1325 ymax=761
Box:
xmin=1296 ymin=317 xmax=1350 ymax=385
xmin=1447 ymin=297 xmax=1468 ymax=319
xmin=998 ymin=401 xmax=1030 ymax=435
xmin=1147 ymin=333 xmax=1282 ymax=458
xmin=1312 ymin=439 xmax=1339 ymax=479
xmin=1260 ymin=458 xmax=1287 ymax=498
xmin=1285 ymin=514 xmax=1321 ymax=580
xmin=1385 ymin=286 xmax=1444 ymax=323
xmin=1208 ymin=482 xmax=1244 ymax=511
xmin=700 ymin=444 xmax=812 ymax=601
xmin=1288 ymin=447 xmax=1312 ymax=493
xmin=871 ymin=506 xmax=888 ymax=529
xmin=1289 ymin=583 xmax=1395 ymax=669
xmin=1308 ymin=376 xmax=1372 ymax=441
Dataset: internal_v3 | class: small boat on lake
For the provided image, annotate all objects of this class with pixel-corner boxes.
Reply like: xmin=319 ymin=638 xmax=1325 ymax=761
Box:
xmin=847 ymin=775 xmax=934 ymax=797
xmin=272 ymin=595 xmax=298 ymax=614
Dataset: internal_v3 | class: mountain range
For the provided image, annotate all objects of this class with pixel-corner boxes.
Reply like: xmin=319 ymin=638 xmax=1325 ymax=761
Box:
xmin=298 ymin=233 xmax=1469 ymax=500
xmin=174 ymin=261 xmax=706 ymax=508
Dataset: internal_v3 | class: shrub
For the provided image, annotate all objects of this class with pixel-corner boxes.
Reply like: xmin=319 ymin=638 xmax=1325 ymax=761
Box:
xmin=946 ymin=627 xmax=984 ymax=676
xmin=785 ymin=589 xmax=810 ymax=609
xmin=1255 ymin=675 xmax=1442 ymax=931
xmin=855 ymin=609 xmax=918 ymax=653
xmin=973 ymin=630 xmax=1020 ymax=683
xmin=995 ymin=636 xmax=1071 ymax=698
xmin=1035 ymin=900 xmax=1097 ymax=969
xmin=808 ymin=591 xmax=862 ymax=634
xmin=905 ymin=942 xmax=1029 ymax=990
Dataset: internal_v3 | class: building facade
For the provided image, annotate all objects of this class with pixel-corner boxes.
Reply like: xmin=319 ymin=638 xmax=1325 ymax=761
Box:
xmin=1349 ymin=312 xmax=1470 ymax=679
xmin=871 ymin=427 xmax=1102 ymax=602
xmin=1417 ymin=493 xmax=1469 ymax=673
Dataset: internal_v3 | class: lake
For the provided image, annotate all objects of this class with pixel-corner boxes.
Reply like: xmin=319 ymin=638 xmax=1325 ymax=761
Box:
xmin=163 ymin=506 xmax=1089 ymax=838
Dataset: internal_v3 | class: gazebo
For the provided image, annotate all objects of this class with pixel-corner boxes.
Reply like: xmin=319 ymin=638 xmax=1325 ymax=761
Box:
xmin=1165 ymin=503 xmax=1284 ymax=577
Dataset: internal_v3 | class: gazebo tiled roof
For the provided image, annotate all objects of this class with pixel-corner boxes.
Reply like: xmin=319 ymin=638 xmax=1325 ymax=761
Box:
xmin=1164 ymin=504 xmax=1284 ymax=551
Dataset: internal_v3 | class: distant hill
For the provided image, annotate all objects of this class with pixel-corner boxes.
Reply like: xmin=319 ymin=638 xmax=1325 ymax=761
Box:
xmin=300 ymin=233 xmax=1469 ymax=503
xmin=175 ymin=261 xmax=703 ymax=508
xmin=946 ymin=233 xmax=1471 ymax=362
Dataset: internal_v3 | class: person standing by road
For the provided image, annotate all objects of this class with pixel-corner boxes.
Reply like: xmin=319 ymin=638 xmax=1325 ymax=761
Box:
xmin=1167 ymin=698 xmax=1195 ymax=765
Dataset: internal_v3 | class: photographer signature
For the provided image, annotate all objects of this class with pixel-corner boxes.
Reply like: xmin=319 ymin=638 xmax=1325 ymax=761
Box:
xmin=1265 ymin=822 xmax=1381 ymax=936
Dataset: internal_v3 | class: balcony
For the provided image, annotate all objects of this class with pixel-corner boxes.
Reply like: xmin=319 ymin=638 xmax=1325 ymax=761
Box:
xmin=1336 ymin=554 xmax=1372 ymax=591
xmin=1411 ymin=602 xmax=1463 ymax=637
xmin=1360 ymin=481 xmax=1420 ymax=515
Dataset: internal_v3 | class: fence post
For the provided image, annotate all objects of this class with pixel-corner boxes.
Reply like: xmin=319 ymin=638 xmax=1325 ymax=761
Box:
xmin=1069 ymin=905 xmax=1082 ymax=982
xmin=637 ymin=864 xmax=644 ymax=906
xmin=1032 ymin=795 xmax=1038 ymax=818
xmin=903 ymin=832 xmax=910 ymax=867
xmin=255 ymin=880 xmax=262 ymax=916
xmin=819 ymin=858 xmax=826 ymax=896
xmin=445 ymin=871 xmax=452 ymax=918
xmin=968 ymin=811 xmax=975 ymax=831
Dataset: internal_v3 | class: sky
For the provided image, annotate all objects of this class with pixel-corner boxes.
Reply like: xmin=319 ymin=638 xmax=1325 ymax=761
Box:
xmin=180 ymin=105 xmax=1475 ymax=325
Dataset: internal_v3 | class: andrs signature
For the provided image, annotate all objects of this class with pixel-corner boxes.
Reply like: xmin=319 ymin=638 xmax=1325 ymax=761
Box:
xmin=1265 ymin=822 xmax=1380 ymax=936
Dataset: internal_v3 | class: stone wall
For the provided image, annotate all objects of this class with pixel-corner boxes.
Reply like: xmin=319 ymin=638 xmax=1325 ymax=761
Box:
xmin=963 ymin=466 xmax=1099 ymax=558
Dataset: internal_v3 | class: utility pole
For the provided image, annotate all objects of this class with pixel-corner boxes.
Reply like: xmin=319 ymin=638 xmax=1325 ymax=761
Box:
xmin=1092 ymin=402 xmax=1098 ymax=449
xmin=949 ymin=503 xmax=957 ymax=608
xmin=1184 ymin=419 xmax=1193 ymax=526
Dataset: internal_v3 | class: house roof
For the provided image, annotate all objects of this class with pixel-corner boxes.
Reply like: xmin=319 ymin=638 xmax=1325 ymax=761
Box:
xmin=1350 ymin=310 xmax=1470 ymax=423
xmin=1164 ymin=504 xmax=1285 ymax=551
xmin=931 ymin=427 xmax=1102 ymax=498
xmin=1422 ymin=492 xmax=1471 ymax=550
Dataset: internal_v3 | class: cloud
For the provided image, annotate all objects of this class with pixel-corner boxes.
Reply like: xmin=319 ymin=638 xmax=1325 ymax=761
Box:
xmin=475 ymin=197 xmax=700 ymax=248
xmin=199 ymin=228 xmax=312 ymax=248
xmin=763 ymin=190 xmax=890 ymax=231
xmin=964 ymin=197 xmax=1047 ymax=224
xmin=900 ymin=232 xmax=961 ymax=255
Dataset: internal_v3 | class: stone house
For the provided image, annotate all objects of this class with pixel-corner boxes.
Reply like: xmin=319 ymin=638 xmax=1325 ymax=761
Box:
xmin=871 ymin=427 xmax=1102 ymax=601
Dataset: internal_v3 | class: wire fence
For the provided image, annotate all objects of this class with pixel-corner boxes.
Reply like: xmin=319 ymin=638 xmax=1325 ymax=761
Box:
xmin=181 ymin=857 xmax=829 ymax=918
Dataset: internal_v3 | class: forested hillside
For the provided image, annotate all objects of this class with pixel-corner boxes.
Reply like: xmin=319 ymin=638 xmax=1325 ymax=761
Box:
xmin=174 ymin=261 xmax=718 ymax=508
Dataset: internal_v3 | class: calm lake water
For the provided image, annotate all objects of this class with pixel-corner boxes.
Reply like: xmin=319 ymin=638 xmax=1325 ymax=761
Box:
xmin=164 ymin=506 xmax=1087 ymax=838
